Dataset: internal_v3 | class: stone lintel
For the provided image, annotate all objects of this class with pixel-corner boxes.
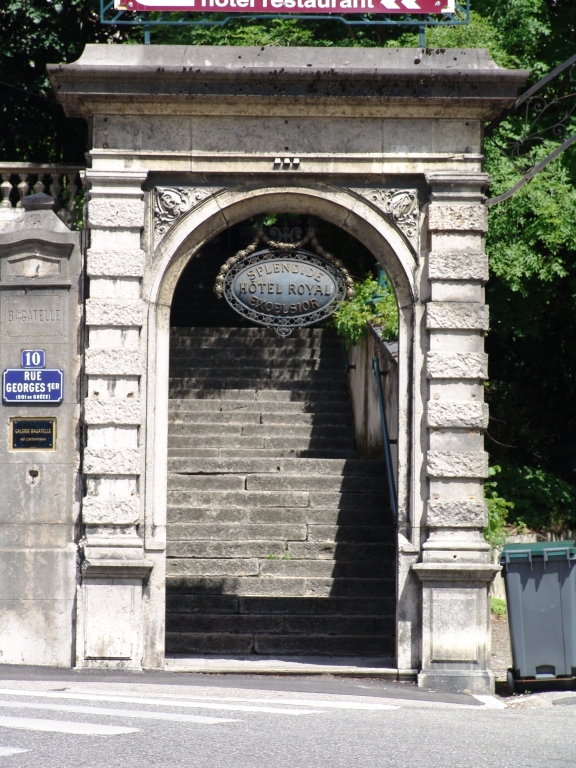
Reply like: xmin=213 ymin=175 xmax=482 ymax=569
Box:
xmin=426 ymin=302 xmax=488 ymax=331
xmin=82 ymin=559 xmax=153 ymax=578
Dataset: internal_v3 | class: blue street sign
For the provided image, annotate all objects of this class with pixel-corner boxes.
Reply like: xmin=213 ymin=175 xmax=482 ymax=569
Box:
xmin=21 ymin=350 xmax=45 ymax=369
xmin=3 ymin=369 xmax=64 ymax=403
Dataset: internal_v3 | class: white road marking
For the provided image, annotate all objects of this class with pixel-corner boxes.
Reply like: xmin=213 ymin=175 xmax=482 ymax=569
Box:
xmin=67 ymin=690 xmax=399 ymax=712
xmin=0 ymin=716 xmax=137 ymax=736
xmin=472 ymin=695 xmax=506 ymax=709
xmin=0 ymin=701 xmax=237 ymax=725
xmin=0 ymin=690 xmax=321 ymax=716
xmin=0 ymin=747 xmax=28 ymax=756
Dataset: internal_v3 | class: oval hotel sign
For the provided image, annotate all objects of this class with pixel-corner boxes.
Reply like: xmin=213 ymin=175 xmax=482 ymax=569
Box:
xmin=216 ymin=249 xmax=349 ymax=336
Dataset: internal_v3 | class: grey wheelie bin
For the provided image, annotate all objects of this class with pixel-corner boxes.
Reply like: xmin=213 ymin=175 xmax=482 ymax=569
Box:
xmin=501 ymin=541 xmax=576 ymax=693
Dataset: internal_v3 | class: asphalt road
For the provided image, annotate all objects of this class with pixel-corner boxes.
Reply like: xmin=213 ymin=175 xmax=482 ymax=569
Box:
xmin=0 ymin=668 xmax=571 ymax=767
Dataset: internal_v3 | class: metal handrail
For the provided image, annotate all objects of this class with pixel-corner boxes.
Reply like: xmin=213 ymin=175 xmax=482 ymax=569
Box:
xmin=372 ymin=355 xmax=398 ymax=521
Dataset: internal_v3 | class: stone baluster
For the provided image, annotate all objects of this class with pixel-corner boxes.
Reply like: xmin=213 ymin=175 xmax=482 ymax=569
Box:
xmin=16 ymin=174 xmax=30 ymax=206
xmin=49 ymin=174 xmax=62 ymax=208
xmin=413 ymin=171 xmax=499 ymax=695
xmin=0 ymin=174 xmax=13 ymax=208
xmin=65 ymin=172 xmax=79 ymax=212
xmin=33 ymin=175 xmax=45 ymax=195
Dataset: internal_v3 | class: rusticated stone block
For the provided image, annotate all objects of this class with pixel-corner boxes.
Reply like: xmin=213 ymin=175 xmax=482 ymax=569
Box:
xmin=84 ymin=448 xmax=140 ymax=475
xmin=86 ymin=300 xmax=143 ymax=327
xmin=427 ymin=500 xmax=488 ymax=528
xmin=427 ymin=401 xmax=488 ymax=429
xmin=85 ymin=349 xmax=142 ymax=376
xmin=426 ymin=302 xmax=489 ymax=331
xmin=84 ymin=398 xmax=141 ymax=425
xmin=82 ymin=497 xmax=139 ymax=525
xmin=428 ymin=251 xmax=489 ymax=282
xmin=427 ymin=451 xmax=489 ymax=478
xmin=428 ymin=204 xmax=488 ymax=232
xmin=87 ymin=249 xmax=145 ymax=277
xmin=87 ymin=199 xmax=145 ymax=229
xmin=427 ymin=352 xmax=488 ymax=380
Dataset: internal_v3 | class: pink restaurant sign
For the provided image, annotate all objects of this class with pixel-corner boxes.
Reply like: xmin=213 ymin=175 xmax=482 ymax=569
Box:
xmin=115 ymin=0 xmax=454 ymax=13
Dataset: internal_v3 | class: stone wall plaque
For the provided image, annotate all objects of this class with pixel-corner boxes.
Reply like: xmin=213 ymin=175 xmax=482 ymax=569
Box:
xmin=1 ymin=293 xmax=65 ymax=338
xmin=11 ymin=418 xmax=56 ymax=450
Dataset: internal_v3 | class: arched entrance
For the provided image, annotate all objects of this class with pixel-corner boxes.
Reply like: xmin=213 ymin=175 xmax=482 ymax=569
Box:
xmin=144 ymin=183 xmax=418 ymax=666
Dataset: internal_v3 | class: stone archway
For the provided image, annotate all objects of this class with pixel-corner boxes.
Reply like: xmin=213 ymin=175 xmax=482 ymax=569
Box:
xmin=142 ymin=183 xmax=420 ymax=669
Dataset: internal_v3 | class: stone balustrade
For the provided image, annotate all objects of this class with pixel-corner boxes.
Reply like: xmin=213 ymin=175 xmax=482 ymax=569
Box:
xmin=0 ymin=163 xmax=84 ymax=227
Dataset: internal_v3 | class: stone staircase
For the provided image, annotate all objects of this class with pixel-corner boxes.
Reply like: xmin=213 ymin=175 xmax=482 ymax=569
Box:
xmin=166 ymin=326 xmax=396 ymax=658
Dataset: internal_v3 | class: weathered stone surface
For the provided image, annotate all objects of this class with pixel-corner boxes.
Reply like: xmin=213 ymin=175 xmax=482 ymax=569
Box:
xmin=86 ymin=300 xmax=143 ymax=327
xmin=82 ymin=497 xmax=140 ymax=525
xmin=84 ymin=448 xmax=140 ymax=475
xmin=166 ymin=559 xmax=259 ymax=577
xmin=428 ymin=251 xmax=489 ymax=282
xmin=427 ymin=401 xmax=488 ymax=429
xmin=88 ymin=199 xmax=145 ymax=229
xmin=427 ymin=352 xmax=488 ymax=380
xmin=428 ymin=204 xmax=488 ymax=232
xmin=427 ymin=500 xmax=488 ymax=527
xmin=426 ymin=302 xmax=488 ymax=331
xmin=87 ymin=249 xmax=145 ymax=277
xmin=427 ymin=451 xmax=489 ymax=478
xmin=84 ymin=398 xmax=142 ymax=425
xmin=85 ymin=349 xmax=142 ymax=376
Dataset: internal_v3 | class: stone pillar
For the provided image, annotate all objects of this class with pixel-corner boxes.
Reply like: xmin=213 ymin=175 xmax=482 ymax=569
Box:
xmin=413 ymin=172 xmax=499 ymax=694
xmin=77 ymin=170 xmax=152 ymax=669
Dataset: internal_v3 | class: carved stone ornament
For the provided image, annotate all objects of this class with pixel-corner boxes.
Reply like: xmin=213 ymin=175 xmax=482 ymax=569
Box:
xmin=153 ymin=187 xmax=215 ymax=241
xmin=356 ymin=187 xmax=419 ymax=246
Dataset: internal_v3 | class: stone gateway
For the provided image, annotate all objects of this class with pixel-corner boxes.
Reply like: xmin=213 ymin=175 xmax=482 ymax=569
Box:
xmin=0 ymin=44 xmax=528 ymax=693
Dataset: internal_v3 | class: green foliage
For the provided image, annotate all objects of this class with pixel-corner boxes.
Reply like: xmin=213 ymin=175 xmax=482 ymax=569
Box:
xmin=484 ymin=466 xmax=514 ymax=551
xmin=491 ymin=597 xmax=507 ymax=616
xmin=494 ymin=463 xmax=576 ymax=533
xmin=332 ymin=274 xmax=398 ymax=347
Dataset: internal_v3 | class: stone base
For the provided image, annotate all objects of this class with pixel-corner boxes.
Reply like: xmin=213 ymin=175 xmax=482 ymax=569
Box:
xmin=418 ymin=668 xmax=495 ymax=694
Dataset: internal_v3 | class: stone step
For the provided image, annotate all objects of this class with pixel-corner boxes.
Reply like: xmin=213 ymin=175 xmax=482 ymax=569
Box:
xmin=166 ymin=436 xmax=357 ymax=451
xmin=170 ymin=348 xmax=332 ymax=361
xmin=170 ymin=366 xmax=346 ymax=379
xmin=168 ymin=389 xmax=350 ymax=403
xmin=166 ymin=523 xmax=392 ymax=542
xmin=165 ymin=594 xmax=395 ymax=615
xmin=167 ymin=448 xmax=358 ymax=460
xmin=163 ymin=539 xmax=393 ymax=559
xmin=168 ymin=400 xmax=352 ymax=414
xmin=166 ymin=490 xmax=388 ymax=510
xmin=167 ymin=506 xmax=390 ymax=526
xmin=167 ymin=424 xmax=353 ymax=439
xmin=168 ymin=412 xmax=349 ymax=426
xmin=165 ymin=614 xmax=393 ymax=635
xmin=166 ymin=458 xmax=383 ymax=475
xmin=170 ymin=327 xmax=338 ymax=340
xmin=163 ymin=575 xmax=393 ymax=597
xmin=166 ymin=557 xmax=392 ymax=579
xmin=167 ymin=472 xmax=385 ymax=494
xmin=165 ymin=632 xmax=395 ymax=657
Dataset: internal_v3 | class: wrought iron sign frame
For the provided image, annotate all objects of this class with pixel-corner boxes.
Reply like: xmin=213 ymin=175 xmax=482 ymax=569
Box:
xmin=100 ymin=0 xmax=470 ymax=45
xmin=214 ymin=220 xmax=354 ymax=337
xmin=486 ymin=53 xmax=576 ymax=206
